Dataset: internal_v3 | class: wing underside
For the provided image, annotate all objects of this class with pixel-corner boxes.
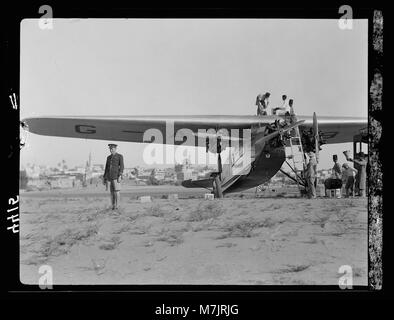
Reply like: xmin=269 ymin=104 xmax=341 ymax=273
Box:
xmin=22 ymin=115 xmax=367 ymax=145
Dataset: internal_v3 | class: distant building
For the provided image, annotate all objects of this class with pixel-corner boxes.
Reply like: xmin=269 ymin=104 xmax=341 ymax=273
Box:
xmin=175 ymin=159 xmax=195 ymax=182
xmin=154 ymin=172 xmax=166 ymax=181
xmin=93 ymin=164 xmax=104 ymax=171
xmin=25 ymin=164 xmax=41 ymax=179
xmin=49 ymin=175 xmax=76 ymax=189
xmin=176 ymin=170 xmax=193 ymax=181
xmin=137 ymin=168 xmax=153 ymax=180
xmin=75 ymin=166 xmax=86 ymax=174
xmin=197 ymin=169 xmax=212 ymax=179
xmin=26 ymin=178 xmax=51 ymax=190
xmin=316 ymin=169 xmax=332 ymax=182
xmin=85 ymin=152 xmax=93 ymax=180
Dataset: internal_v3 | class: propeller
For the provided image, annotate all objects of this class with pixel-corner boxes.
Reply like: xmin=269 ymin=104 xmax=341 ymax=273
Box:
xmin=20 ymin=121 xmax=29 ymax=149
xmin=312 ymin=112 xmax=319 ymax=163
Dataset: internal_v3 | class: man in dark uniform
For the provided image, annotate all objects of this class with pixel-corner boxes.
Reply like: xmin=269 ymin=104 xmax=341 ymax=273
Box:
xmin=103 ymin=144 xmax=124 ymax=210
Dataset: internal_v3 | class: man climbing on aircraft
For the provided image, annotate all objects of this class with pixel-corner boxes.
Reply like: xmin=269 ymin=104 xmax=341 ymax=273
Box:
xmin=256 ymin=92 xmax=270 ymax=116
xmin=289 ymin=99 xmax=295 ymax=116
xmin=287 ymin=99 xmax=298 ymax=133
xmin=103 ymin=144 xmax=124 ymax=210
xmin=272 ymin=94 xmax=287 ymax=115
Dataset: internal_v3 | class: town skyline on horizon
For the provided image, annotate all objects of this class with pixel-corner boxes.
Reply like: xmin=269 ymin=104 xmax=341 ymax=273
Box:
xmin=20 ymin=154 xmax=352 ymax=173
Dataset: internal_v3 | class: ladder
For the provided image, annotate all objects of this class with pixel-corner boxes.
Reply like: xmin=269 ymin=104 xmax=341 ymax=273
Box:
xmin=285 ymin=125 xmax=307 ymax=192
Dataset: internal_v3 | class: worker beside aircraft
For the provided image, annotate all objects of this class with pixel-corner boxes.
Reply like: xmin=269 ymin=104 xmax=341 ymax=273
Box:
xmin=103 ymin=144 xmax=124 ymax=210
xmin=306 ymin=152 xmax=317 ymax=199
xmin=342 ymin=163 xmax=358 ymax=197
xmin=345 ymin=151 xmax=367 ymax=197
xmin=332 ymin=154 xmax=342 ymax=179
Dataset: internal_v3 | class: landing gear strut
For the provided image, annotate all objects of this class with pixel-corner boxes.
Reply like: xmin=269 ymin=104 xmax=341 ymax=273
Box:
xmin=212 ymin=173 xmax=223 ymax=198
xmin=207 ymin=136 xmax=224 ymax=199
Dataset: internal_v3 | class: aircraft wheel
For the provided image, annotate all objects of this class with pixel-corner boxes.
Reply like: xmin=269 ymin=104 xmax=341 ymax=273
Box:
xmin=213 ymin=176 xmax=223 ymax=199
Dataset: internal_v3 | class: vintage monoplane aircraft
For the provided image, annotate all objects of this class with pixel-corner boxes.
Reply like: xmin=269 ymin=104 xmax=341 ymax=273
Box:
xmin=21 ymin=113 xmax=367 ymax=197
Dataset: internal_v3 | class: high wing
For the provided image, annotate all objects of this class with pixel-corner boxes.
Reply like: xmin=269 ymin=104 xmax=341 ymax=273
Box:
xmin=303 ymin=115 xmax=367 ymax=144
xmin=22 ymin=115 xmax=367 ymax=145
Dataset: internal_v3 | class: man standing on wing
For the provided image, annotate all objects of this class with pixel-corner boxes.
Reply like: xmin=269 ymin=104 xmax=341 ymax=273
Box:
xmin=273 ymin=94 xmax=290 ymax=116
xmin=103 ymin=143 xmax=124 ymax=210
xmin=256 ymin=92 xmax=270 ymax=116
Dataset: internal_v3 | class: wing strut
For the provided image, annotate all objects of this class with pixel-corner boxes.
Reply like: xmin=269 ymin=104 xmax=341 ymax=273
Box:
xmin=212 ymin=136 xmax=223 ymax=198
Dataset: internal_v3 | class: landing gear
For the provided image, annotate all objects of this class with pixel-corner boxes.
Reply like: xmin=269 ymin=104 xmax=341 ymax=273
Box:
xmin=206 ymin=136 xmax=224 ymax=199
xmin=212 ymin=174 xmax=223 ymax=198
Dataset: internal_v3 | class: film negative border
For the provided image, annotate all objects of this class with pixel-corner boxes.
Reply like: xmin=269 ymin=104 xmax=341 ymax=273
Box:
xmin=368 ymin=10 xmax=383 ymax=290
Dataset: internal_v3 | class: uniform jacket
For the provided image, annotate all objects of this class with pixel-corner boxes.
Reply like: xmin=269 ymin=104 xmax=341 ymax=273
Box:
xmin=104 ymin=153 xmax=124 ymax=181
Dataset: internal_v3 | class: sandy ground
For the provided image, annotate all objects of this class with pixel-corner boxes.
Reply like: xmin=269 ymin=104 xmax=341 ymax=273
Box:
xmin=20 ymin=186 xmax=367 ymax=286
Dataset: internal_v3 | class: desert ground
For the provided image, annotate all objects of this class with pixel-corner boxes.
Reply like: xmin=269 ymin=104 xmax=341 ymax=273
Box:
xmin=20 ymin=185 xmax=367 ymax=286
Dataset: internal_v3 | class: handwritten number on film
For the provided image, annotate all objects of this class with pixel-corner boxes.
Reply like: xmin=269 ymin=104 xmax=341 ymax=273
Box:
xmin=7 ymin=196 xmax=19 ymax=233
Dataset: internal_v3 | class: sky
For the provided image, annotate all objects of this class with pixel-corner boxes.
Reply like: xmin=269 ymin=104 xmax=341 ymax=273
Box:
xmin=20 ymin=18 xmax=368 ymax=170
